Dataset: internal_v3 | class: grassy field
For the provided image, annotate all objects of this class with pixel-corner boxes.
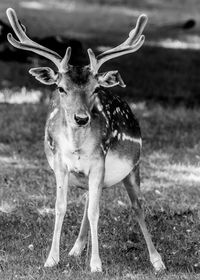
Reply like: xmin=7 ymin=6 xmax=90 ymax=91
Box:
xmin=0 ymin=0 xmax=200 ymax=279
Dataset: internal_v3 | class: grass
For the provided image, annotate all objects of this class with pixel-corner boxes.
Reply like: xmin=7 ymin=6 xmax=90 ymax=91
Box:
xmin=0 ymin=97 xmax=200 ymax=280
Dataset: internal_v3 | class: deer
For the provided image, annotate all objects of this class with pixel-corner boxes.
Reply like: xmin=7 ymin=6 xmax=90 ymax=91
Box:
xmin=6 ymin=8 xmax=166 ymax=273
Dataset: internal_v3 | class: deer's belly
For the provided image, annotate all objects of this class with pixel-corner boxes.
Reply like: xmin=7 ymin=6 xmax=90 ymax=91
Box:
xmin=68 ymin=151 xmax=133 ymax=189
xmin=104 ymin=151 xmax=133 ymax=187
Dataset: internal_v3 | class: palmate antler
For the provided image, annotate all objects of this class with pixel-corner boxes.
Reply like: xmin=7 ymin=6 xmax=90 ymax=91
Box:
xmin=88 ymin=14 xmax=148 ymax=74
xmin=6 ymin=8 xmax=71 ymax=72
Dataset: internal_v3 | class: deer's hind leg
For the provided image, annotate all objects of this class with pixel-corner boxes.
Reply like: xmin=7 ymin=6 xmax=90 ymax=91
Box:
xmin=69 ymin=193 xmax=89 ymax=256
xmin=123 ymin=166 xmax=165 ymax=272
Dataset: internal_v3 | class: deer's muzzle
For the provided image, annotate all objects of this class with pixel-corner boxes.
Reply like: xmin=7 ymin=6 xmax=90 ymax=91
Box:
xmin=74 ymin=113 xmax=90 ymax=126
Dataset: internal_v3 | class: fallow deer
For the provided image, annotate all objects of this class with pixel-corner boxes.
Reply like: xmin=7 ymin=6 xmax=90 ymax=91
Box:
xmin=6 ymin=8 xmax=166 ymax=273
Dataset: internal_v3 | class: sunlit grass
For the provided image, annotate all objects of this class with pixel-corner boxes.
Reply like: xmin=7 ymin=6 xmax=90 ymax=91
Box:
xmin=0 ymin=87 xmax=45 ymax=104
xmin=19 ymin=1 xmax=46 ymax=10
xmin=0 ymin=201 xmax=15 ymax=213
xmin=144 ymin=151 xmax=200 ymax=185
xmin=154 ymin=161 xmax=200 ymax=184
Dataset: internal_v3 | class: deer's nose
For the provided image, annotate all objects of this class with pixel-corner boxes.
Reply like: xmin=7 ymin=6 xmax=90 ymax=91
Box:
xmin=74 ymin=113 xmax=89 ymax=126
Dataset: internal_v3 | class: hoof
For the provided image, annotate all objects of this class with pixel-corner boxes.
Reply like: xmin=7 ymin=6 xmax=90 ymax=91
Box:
xmin=69 ymin=240 xmax=86 ymax=257
xmin=90 ymin=258 xmax=102 ymax=273
xmin=44 ymin=256 xmax=59 ymax=267
xmin=152 ymin=258 xmax=166 ymax=273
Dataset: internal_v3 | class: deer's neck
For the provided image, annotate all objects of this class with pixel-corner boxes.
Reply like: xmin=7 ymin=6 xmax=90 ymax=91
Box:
xmin=67 ymin=125 xmax=90 ymax=152
xmin=60 ymin=108 xmax=93 ymax=152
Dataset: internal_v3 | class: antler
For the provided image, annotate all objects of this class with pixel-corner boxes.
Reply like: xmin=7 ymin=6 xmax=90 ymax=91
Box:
xmin=88 ymin=14 xmax=148 ymax=74
xmin=6 ymin=8 xmax=71 ymax=72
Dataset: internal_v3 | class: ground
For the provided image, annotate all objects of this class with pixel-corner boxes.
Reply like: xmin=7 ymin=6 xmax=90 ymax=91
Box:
xmin=0 ymin=1 xmax=200 ymax=280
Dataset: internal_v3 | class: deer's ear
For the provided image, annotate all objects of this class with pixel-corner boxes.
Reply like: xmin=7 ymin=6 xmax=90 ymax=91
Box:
xmin=97 ymin=71 xmax=126 ymax=88
xmin=29 ymin=67 xmax=59 ymax=85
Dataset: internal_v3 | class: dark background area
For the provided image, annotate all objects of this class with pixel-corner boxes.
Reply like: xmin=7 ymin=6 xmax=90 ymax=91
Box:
xmin=0 ymin=0 xmax=200 ymax=106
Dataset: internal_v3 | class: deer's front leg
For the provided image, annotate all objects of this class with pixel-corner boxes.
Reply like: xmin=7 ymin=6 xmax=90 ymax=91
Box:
xmin=44 ymin=156 xmax=68 ymax=267
xmin=88 ymin=158 xmax=104 ymax=272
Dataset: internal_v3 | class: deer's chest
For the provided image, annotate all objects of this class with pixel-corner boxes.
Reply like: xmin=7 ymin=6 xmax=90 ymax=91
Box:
xmin=56 ymin=132 xmax=94 ymax=176
xmin=65 ymin=150 xmax=134 ymax=188
xmin=65 ymin=152 xmax=91 ymax=176
xmin=58 ymin=133 xmax=134 ymax=187
xmin=46 ymin=128 xmax=136 ymax=188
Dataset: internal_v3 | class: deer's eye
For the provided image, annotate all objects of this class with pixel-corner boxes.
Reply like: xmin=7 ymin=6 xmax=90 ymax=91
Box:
xmin=58 ymin=87 xmax=66 ymax=94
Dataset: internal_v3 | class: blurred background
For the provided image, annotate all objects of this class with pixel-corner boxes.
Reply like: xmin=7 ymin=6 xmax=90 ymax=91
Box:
xmin=0 ymin=1 xmax=200 ymax=279
xmin=0 ymin=0 xmax=200 ymax=105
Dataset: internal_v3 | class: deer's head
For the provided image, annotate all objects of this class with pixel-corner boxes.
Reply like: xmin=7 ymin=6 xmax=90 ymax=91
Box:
xmin=6 ymin=8 xmax=147 ymax=127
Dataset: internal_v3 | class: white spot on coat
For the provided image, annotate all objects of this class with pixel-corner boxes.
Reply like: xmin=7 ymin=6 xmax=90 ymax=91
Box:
xmin=122 ymin=133 xmax=142 ymax=146
xmin=49 ymin=108 xmax=59 ymax=120
xmin=112 ymin=130 xmax=118 ymax=137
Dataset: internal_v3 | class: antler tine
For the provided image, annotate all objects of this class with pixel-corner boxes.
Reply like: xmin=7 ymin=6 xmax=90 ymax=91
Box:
xmin=88 ymin=14 xmax=148 ymax=74
xmin=60 ymin=47 xmax=72 ymax=72
xmin=6 ymin=8 xmax=64 ymax=70
xmin=121 ymin=14 xmax=148 ymax=47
